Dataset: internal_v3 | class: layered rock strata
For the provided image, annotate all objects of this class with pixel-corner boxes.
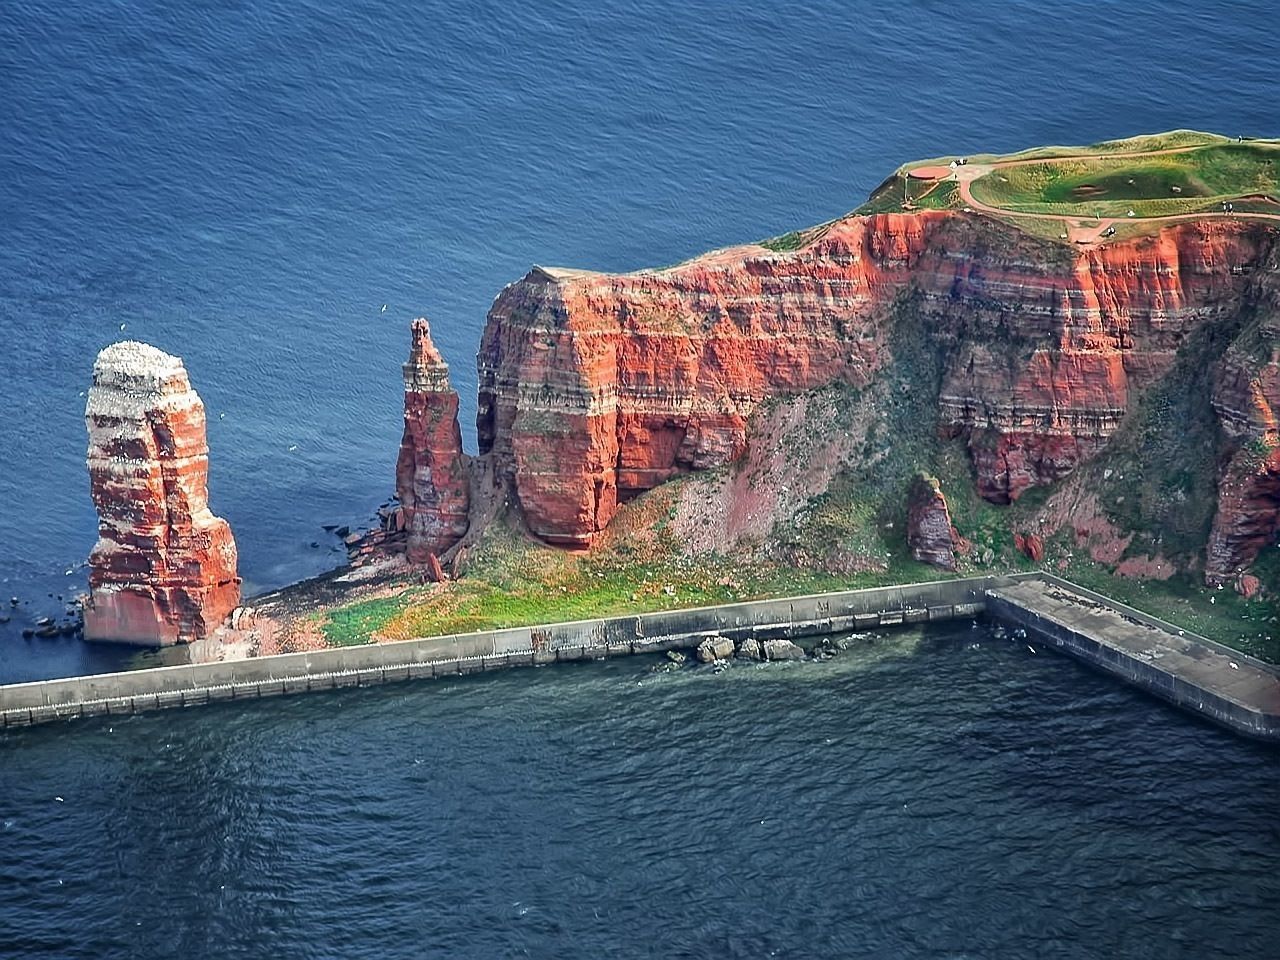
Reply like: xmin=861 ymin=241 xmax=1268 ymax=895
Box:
xmin=84 ymin=342 xmax=240 ymax=646
xmin=395 ymin=318 xmax=470 ymax=562
xmin=477 ymin=212 xmax=1278 ymax=552
xmin=906 ymin=474 xmax=961 ymax=571
xmin=1206 ymin=282 xmax=1280 ymax=580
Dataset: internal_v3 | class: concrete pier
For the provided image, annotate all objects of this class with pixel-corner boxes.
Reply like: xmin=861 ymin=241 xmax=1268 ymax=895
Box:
xmin=5 ymin=572 xmax=1279 ymax=741
xmin=987 ymin=576 xmax=1280 ymax=741
xmin=0 ymin=576 xmax=996 ymax=730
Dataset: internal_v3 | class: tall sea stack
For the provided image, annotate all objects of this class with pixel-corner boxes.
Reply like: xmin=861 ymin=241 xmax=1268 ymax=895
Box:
xmin=395 ymin=318 xmax=470 ymax=563
xmin=83 ymin=341 xmax=240 ymax=645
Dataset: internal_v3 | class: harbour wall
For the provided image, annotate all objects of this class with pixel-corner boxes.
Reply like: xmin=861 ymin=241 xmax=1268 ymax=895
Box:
xmin=0 ymin=576 xmax=999 ymax=729
xmin=988 ymin=574 xmax=1280 ymax=742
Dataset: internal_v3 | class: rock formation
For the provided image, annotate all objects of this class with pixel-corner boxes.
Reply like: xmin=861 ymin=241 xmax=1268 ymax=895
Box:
xmin=906 ymin=473 xmax=960 ymax=571
xmin=1204 ymin=280 xmax=1280 ymax=581
xmin=395 ymin=318 xmax=470 ymax=562
xmin=478 ymin=212 xmax=1277 ymax=551
xmin=1014 ymin=532 xmax=1046 ymax=564
xmin=84 ymin=342 xmax=240 ymax=646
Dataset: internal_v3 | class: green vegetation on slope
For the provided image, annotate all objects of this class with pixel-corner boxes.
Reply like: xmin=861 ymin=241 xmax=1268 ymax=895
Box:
xmin=319 ymin=530 xmax=942 ymax=647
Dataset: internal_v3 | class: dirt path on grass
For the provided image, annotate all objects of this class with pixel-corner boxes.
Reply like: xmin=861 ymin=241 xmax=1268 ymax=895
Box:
xmin=937 ymin=142 xmax=1280 ymax=245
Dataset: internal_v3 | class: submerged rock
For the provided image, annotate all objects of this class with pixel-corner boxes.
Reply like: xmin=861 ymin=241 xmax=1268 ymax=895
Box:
xmin=695 ymin=635 xmax=735 ymax=663
xmin=762 ymin=638 xmax=805 ymax=661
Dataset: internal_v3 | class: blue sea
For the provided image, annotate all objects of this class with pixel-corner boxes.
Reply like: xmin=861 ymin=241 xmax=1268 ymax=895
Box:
xmin=1 ymin=0 xmax=1276 ymax=680
xmin=2 ymin=2 xmax=1279 ymax=955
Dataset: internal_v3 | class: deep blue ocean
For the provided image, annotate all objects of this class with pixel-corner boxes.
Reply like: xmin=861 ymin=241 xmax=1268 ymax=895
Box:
xmin=1 ymin=0 xmax=1277 ymax=680
xmin=3 ymin=627 xmax=1280 ymax=959
xmin=2 ymin=2 xmax=1280 ymax=955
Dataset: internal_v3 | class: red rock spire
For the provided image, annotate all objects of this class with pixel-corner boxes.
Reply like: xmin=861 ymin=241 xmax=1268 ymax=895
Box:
xmin=395 ymin=318 xmax=470 ymax=562
xmin=83 ymin=341 xmax=240 ymax=645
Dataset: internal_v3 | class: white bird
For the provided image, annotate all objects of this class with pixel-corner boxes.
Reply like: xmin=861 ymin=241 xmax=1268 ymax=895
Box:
xmin=381 ymin=304 xmax=388 ymax=313
xmin=119 ymin=323 xmax=127 ymax=331
xmin=287 ymin=444 xmax=298 ymax=452
xmin=218 ymin=413 xmax=225 ymax=420
xmin=54 ymin=796 xmax=64 ymax=802
xmin=1229 ymin=661 xmax=1239 ymax=670
xmin=1027 ymin=645 xmax=1036 ymax=654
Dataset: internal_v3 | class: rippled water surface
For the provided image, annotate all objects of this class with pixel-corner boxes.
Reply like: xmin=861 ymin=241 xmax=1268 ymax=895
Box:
xmin=2 ymin=6 xmax=1279 ymax=951
xmin=2 ymin=626 xmax=1278 ymax=958
xmin=1 ymin=0 xmax=1279 ymax=680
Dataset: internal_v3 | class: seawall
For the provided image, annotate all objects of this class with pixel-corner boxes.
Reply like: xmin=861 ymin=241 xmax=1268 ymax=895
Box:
xmin=7 ymin=572 xmax=1278 ymax=741
xmin=0 ymin=576 xmax=996 ymax=729
xmin=988 ymin=575 xmax=1280 ymax=742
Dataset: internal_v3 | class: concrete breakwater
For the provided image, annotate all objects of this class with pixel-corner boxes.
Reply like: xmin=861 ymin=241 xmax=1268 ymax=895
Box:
xmin=0 ymin=576 xmax=995 ymax=729
xmin=6 ymin=572 xmax=1278 ymax=741
xmin=988 ymin=575 xmax=1280 ymax=742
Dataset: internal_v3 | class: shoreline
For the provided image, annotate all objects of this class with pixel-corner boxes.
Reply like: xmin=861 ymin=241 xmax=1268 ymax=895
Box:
xmin=5 ymin=573 xmax=1279 ymax=742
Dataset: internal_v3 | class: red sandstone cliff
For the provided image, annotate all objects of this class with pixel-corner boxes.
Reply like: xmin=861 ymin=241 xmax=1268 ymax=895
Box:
xmin=396 ymin=318 xmax=470 ymax=562
xmin=84 ymin=342 xmax=240 ymax=646
xmin=1206 ymin=275 xmax=1280 ymax=581
xmin=477 ymin=211 xmax=1278 ymax=568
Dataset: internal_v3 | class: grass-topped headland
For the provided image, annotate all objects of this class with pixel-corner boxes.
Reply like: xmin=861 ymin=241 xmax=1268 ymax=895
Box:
xmin=304 ymin=129 xmax=1280 ymax=666
xmin=967 ymin=142 xmax=1279 ymax=219
xmin=798 ymin=130 xmax=1280 ymax=245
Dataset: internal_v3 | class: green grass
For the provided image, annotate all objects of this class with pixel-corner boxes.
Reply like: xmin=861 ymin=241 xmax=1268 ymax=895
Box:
xmin=969 ymin=143 xmax=1280 ymax=218
xmin=760 ymin=229 xmax=811 ymax=252
xmin=317 ymin=543 xmax=951 ymax=646
xmin=903 ymin=130 xmax=1237 ymax=172
xmin=914 ymin=180 xmax=961 ymax=210
xmin=322 ymin=592 xmax=421 ymax=646
xmin=853 ymin=174 xmax=911 ymax=216
xmin=759 ymin=222 xmax=837 ymax=252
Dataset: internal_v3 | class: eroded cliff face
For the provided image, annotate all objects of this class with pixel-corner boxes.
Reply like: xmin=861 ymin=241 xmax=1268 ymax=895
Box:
xmin=84 ymin=342 xmax=240 ymax=646
xmin=1206 ymin=275 xmax=1280 ymax=580
xmin=477 ymin=210 xmax=1279 ymax=563
xmin=395 ymin=318 xmax=470 ymax=562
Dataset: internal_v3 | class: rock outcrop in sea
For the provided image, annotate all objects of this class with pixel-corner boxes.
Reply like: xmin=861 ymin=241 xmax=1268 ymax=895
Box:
xmin=83 ymin=341 xmax=240 ymax=645
xmin=395 ymin=318 xmax=470 ymax=563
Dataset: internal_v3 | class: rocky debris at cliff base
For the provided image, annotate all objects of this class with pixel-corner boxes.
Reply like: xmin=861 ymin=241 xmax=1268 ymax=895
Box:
xmin=762 ymin=638 xmax=805 ymax=661
xmin=1014 ymin=532 xmax=1046 ymax=563
xmin=1236 ymin=573 xmax=1263 ymax=600
xmin=695 ymin=635 xmax=735 ymax=663
xmin=424 ymin=553 xmax=446 ymax=583
xmin=735 ymin=637 xmax=763 ymax=661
